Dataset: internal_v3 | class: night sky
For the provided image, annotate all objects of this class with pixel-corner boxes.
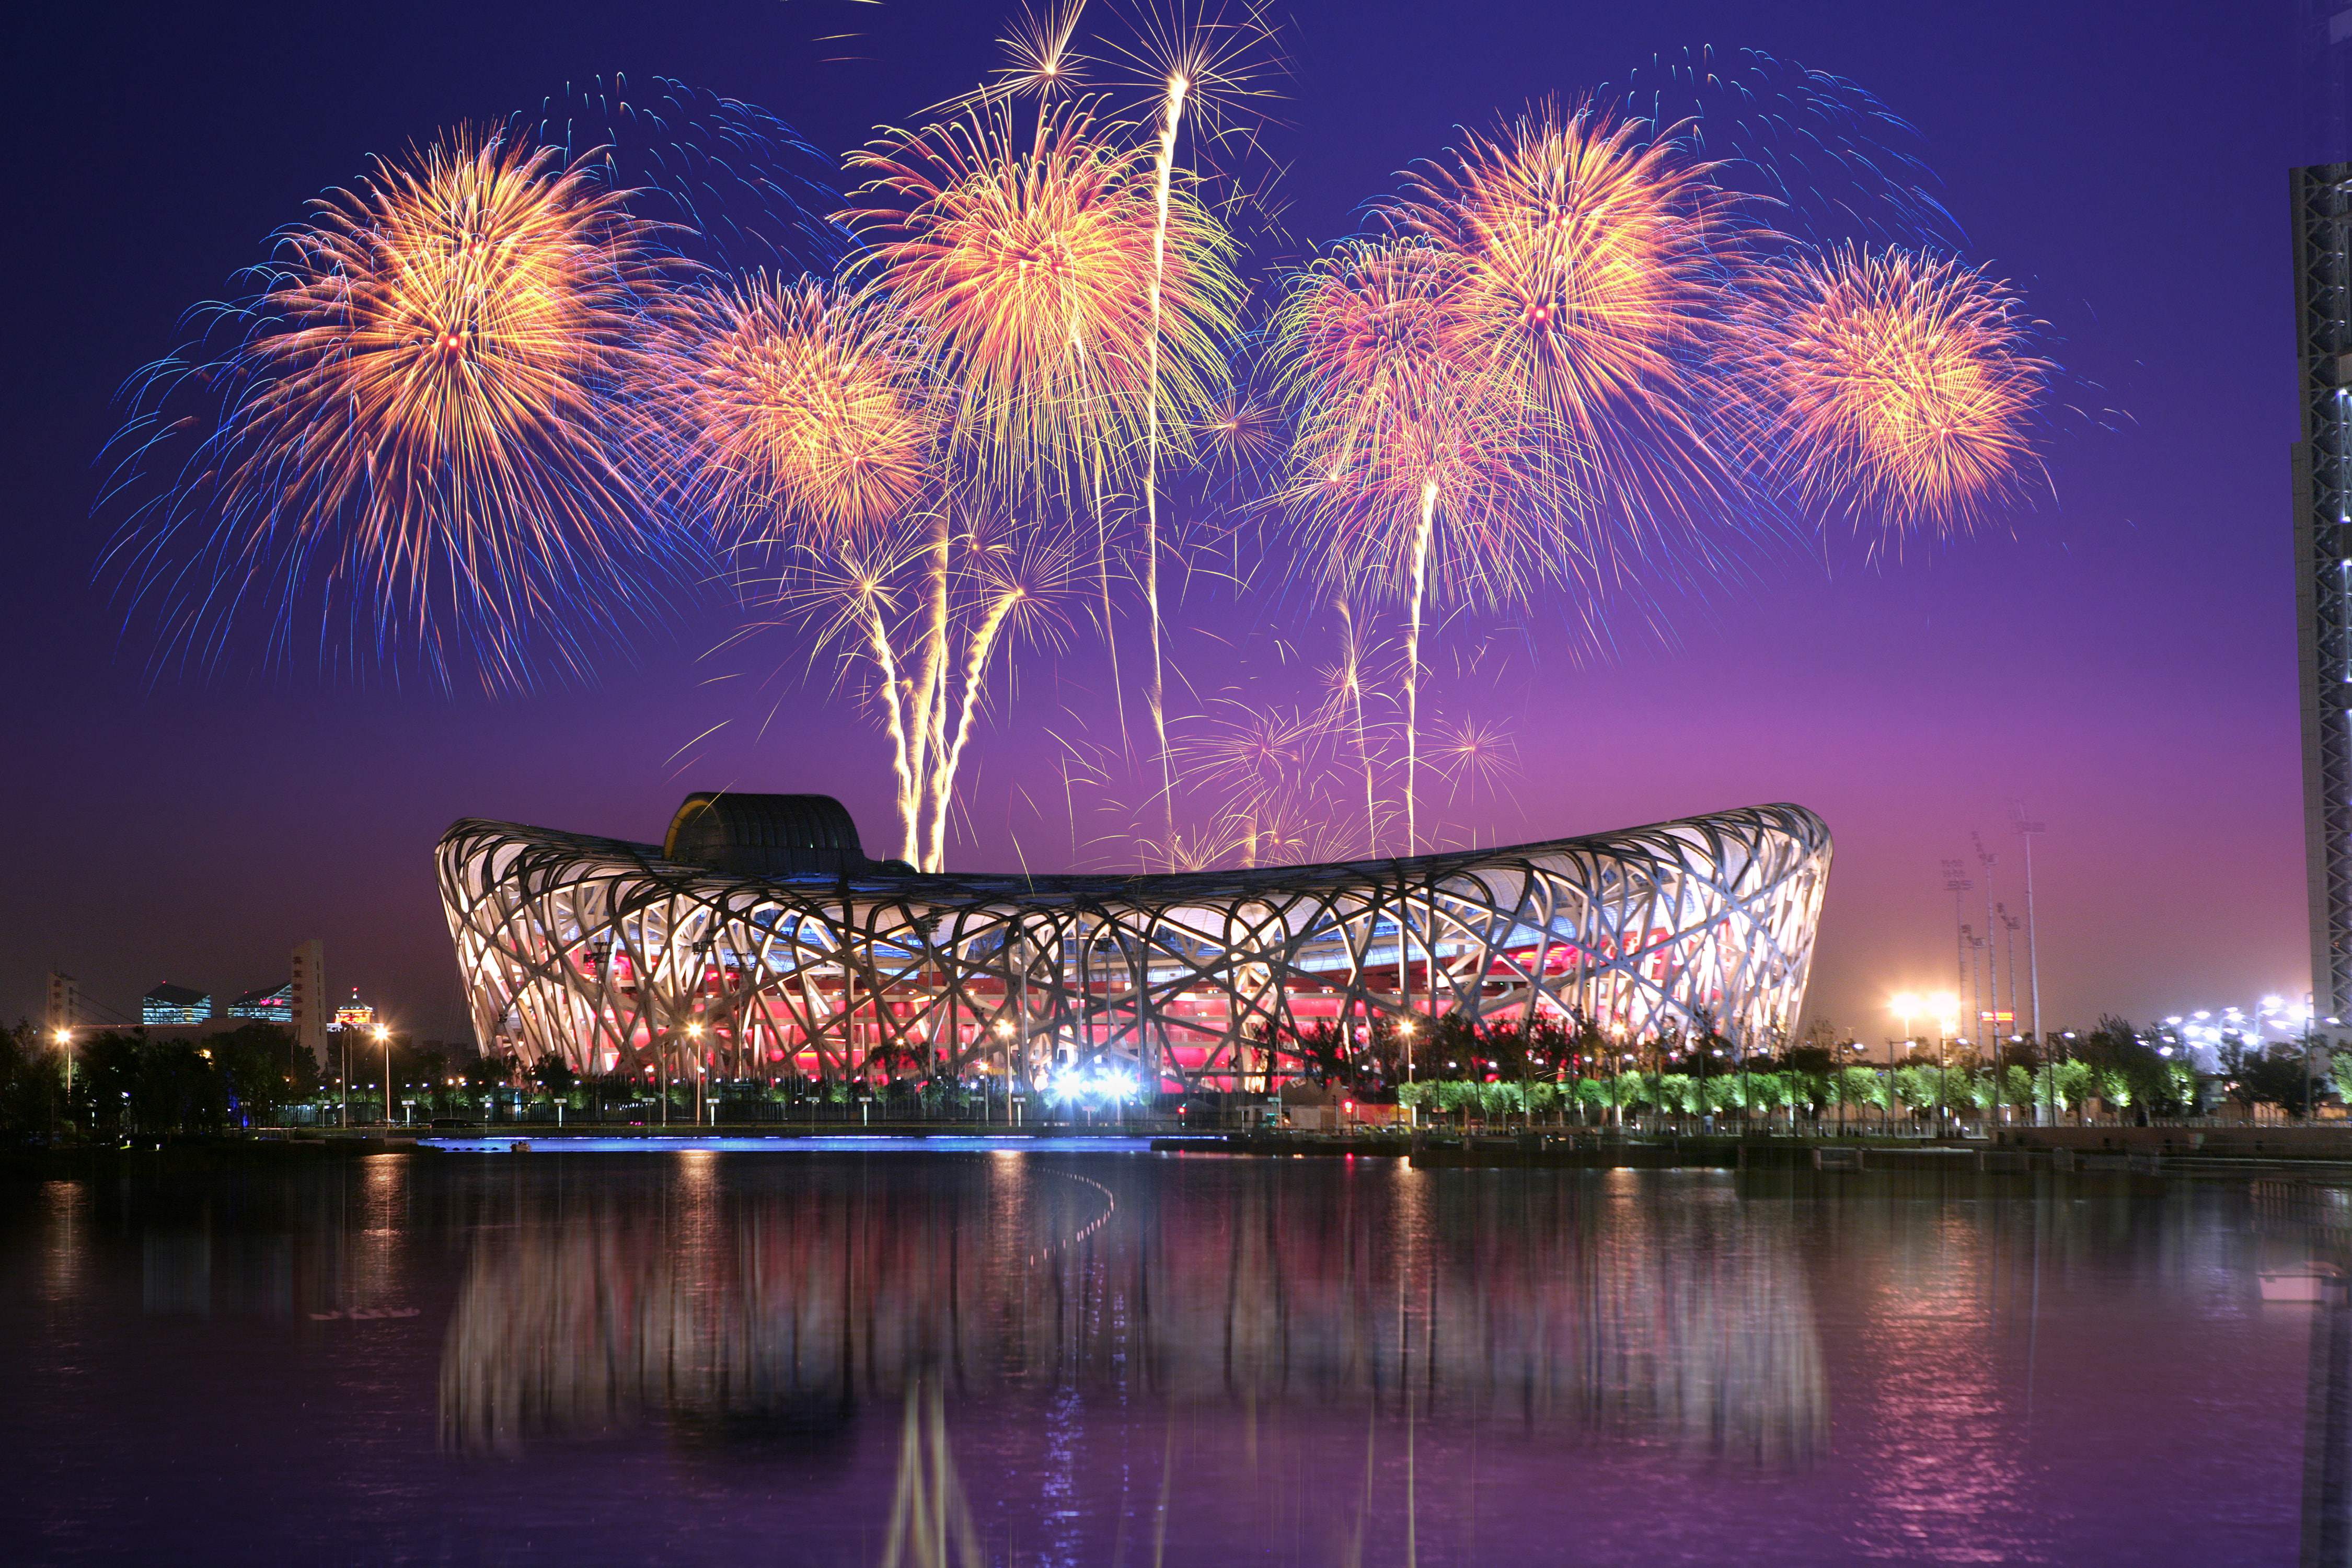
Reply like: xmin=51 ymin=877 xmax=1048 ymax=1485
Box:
xmin=0 ymin=0 xmax=2307 ymax=1044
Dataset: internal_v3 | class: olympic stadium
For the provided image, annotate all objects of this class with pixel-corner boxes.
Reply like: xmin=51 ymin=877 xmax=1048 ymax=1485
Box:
xmin=436 ymin=795 xmax=1831 ymax=1092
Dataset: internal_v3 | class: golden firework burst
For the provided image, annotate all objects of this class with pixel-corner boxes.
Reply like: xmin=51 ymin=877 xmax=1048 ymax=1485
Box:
xmin=1727 ymin=245 xmax=2046 ymax=532
xmin=118 ymin=126 xmax=684 ymax=690
xmin=653 ymin=275 xmax=936 ymax=541
xmin=840 ymin=96 xmax=1239 ymax=499
xmin=1398 ymin=101 xmax=1748 ymax=498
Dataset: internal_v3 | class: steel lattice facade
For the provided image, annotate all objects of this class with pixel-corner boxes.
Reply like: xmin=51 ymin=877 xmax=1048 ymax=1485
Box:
xmin=2297 ymin=163 xmax=2352 ymax=1020
xmin=437 ymin=800 xmax=1831 ymax=1089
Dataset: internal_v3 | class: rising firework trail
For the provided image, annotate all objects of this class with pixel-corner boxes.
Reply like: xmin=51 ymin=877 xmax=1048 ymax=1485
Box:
xmin=1113 ymin=0 xmax=1279 ymax=835
xmin=843 ymin=81 xmax=1241 ymax=850
xmin=1274 ymin=235 xmax=1547 ymax=854
xmin=650 ymin=273 xmax=1072 ymax=872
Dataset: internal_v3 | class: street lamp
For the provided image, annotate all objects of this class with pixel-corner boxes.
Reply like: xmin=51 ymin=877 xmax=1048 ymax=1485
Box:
xmin=1399 ymin=1016 xmax=1419 ymax=1126
xmin=373 ymin=1026 xmax=391 ymax=1127
xmin=1890 ymin=994 xmax=1920 ymax=1065
xmin=686 ymin=1022 xmax=706 ymax=1126
xmin=1930 ymin=992 xmax=1959 ymax=1136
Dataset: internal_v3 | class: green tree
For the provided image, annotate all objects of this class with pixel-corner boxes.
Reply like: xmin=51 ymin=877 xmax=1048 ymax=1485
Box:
xmin=0 ymin=1021 xmax=67 ymax=1143
xmin=2221 ymin=1039 xmax=2316 ymax=1117
xmin=203 ymin=1022 xmax=315 ymax=1126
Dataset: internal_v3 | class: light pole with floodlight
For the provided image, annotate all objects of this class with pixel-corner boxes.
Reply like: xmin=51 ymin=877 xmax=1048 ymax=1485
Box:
xmin=373 ymin=1026 xmax=391 ymax=1127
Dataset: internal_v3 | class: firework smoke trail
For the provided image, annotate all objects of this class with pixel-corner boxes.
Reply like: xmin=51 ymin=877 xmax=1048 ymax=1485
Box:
xmin=1143 ymin=67 xmax=1185 ymax=829
xmin=1274 ymin=236 xmax=1542 ymax=855
xmin=1326 ymin=599 xmax=1379 ymax=854
xmin=1722 ymin=246 xmax=2047 ymax=538
xmin=99 ymin=128 xmax=690 ymax=693
xmin=644 ymin=274 xmax=953 ymax=860
xmin=1118 ymin=1 xmax=1277 ymax=836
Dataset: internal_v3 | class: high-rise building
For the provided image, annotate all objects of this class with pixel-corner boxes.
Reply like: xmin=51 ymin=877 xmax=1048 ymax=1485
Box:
xmin=226 ymin=982 xmax=295 ymax=1023
xmin=2300 ymin=2 xmax=2352 ymax=167
xmin=290 ymin=938 xmax=327 ymax=1066
xmin=2298 ymin=163 xmax=2352 ymax=1019
xmin=141 ymin=983 xmax=213 ymax=1027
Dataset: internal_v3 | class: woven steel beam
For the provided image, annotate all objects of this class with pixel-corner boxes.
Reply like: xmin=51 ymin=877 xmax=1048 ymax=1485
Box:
xmin=437 ymin=803 xmax=1833 ymax=1090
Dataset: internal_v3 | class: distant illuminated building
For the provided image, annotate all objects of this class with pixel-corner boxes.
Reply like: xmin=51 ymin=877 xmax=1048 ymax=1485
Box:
xmin=439 ymin=792 xmax=1831 ymax=1090
xmin=226 ymin=981 xmax=295 ymax=1024
xmin=331 ymin=988 xmax=375 ymax=1033
xmin=142 ymin=983 xmax=212 ymax=1027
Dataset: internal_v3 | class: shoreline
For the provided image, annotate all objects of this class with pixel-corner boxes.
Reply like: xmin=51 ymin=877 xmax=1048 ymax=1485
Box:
xmin=9 ymin=1123 xmax=2352 ymax=1181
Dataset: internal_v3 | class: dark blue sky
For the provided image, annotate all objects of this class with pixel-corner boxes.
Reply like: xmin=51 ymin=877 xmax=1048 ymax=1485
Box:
xmin=0 ymin=0 xmax=2309 ymax=1043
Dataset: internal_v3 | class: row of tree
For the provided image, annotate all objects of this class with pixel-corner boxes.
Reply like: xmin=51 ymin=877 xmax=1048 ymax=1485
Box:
xmin=1277 ymin=1012 xmax=2345 ymax=1123
xmin=0 ymin=1022 xmax=524 ymax=1142
xmin=6 ymin=1010 xmax=2343 ymax=1139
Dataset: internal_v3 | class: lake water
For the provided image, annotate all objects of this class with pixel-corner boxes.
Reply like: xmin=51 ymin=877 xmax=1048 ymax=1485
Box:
xmin=0 ymin=1148 xmax=2319 ymax=1566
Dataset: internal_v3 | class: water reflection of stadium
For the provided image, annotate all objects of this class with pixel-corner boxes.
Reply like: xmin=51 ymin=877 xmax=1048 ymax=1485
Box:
xmin=439 ymin=1157 xmax=1826 ymax=1463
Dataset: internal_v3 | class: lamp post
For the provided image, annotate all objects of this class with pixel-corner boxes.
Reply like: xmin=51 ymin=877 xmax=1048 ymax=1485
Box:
xmin=373 ymin=1026 xmax=391 ymax=1128
xmin=993 ymin=1019 xmax=1013 ymax=1124
xmin=1887 ymin=996 xmax=1919 ymax=1136
xmin=52 ymin=1028 xmax=73 ymax=1132
xmin=1399 ymin=1016 xmax=1418 ymax=1127
xmin=686 ymin=1023 xmax=705 ymax=1127
xmin=1930 ymin=992 xmax=1959 ymax=1136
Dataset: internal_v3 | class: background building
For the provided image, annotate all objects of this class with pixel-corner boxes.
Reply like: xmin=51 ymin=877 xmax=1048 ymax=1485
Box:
xmin=331 ymin=988 xmax=375 ymax=1034
xmin=440 ymin=793 xmax=1831 ymax=1092
xmin=2297 ymin=162 xmax=2352 ymax=1020
xmin=141 ymin=983 xmax=212 ymax=1027
xmin=226 ymin=981 xmax=294 ymax=1023
xmin=290 ymin=938 xmax=327 ymax=1065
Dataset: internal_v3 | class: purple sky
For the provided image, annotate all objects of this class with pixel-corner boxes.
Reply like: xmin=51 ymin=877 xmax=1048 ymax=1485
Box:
xmin=0 ymin=0 xmax=2311 ymax=1044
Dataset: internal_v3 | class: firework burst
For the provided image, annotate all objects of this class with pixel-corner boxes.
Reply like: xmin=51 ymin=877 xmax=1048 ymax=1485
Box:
xmin=104 ymin=127 xmax=685 ymax=691
xmin=840 ymin=96 xmax=1239 ymax=502
xmin=1604 ymin=49 xmax=1957 ymax=249
xmin=648 ymin=274 xmax=936 ymax=542
xmin=1396 ymin=101 xmax=1750 ymax=518
xmin=1724 ymin=245 xmax=2047 ymax=534
xmin=991 ymin=0 xmax=1095 ymax=102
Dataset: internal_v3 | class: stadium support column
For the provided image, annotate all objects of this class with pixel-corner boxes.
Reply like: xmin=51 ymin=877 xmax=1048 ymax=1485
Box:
xmin=2300 ymin=165 xmax=2352 ymax=1021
